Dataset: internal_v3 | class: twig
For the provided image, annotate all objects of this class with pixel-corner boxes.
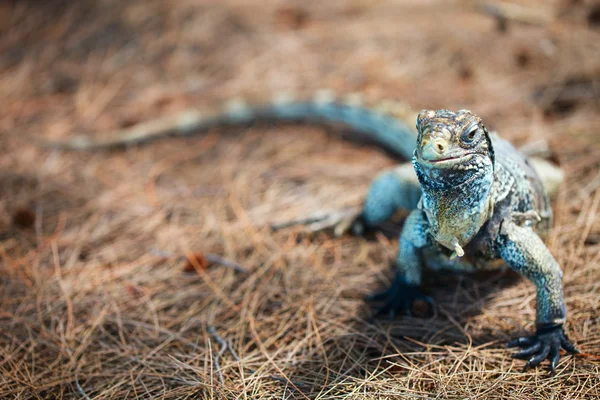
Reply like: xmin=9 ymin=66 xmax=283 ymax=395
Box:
xmin=580 ymin=166 xmax=600 ymax=197
xmin=207 ymin=327 xmax=311 ymax=390
xmin=204 ymin=254 xmax=249 ymax=274
xmin=575 ymin=352 xmax=600 ymax=361
xmin=480 ymin=2 xmax=553 ymax=26
xmin=149 ymin=248 xmax=249 ymax=273
xmin=207 ymin=325 xmax=228 ymax=384
xmin=248 ymin=317 xmax=311 ymax=397
xmin=75 ymin=364 xmax=92 ymax=400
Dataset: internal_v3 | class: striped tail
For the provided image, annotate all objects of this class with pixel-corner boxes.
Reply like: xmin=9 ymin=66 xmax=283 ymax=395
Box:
xmin=42 ymin=90 xmax=419 ymax=160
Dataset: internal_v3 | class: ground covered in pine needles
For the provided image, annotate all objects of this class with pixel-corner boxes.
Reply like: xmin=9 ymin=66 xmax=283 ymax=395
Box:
xmin=0 ymin=0 xmax=599 ymax=398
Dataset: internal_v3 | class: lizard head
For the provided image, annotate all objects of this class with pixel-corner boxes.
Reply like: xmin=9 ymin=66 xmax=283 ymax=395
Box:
xmin=413 ymin=109 xmax=495 ymax=189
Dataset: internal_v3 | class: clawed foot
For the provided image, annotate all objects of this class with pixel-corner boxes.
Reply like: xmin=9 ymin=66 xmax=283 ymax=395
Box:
xmin=269 ymin=208 xmax=397 ymax=239
xmin=508 ymin=323 xmax=579 ymax=374
xmin=270 ymin=207 xmax=363 ymax=236
xmin=367 ymin=277 xmax=434 ymax=319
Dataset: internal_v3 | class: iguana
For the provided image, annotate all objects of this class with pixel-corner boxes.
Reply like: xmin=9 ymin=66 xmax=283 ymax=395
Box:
xmin=41 ymin=91 xmax=576 ymax=373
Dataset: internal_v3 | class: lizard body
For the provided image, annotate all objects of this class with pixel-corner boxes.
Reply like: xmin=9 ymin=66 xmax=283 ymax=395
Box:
xmin=369 ymin=108 xmax=576 ymax=373
xmin=42 ymin=93 xmax=576 ymax=372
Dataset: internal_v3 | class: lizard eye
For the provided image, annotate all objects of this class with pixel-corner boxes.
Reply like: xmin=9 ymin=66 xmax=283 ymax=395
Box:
xmin=461 ymin=125 xmax=479 ymax=144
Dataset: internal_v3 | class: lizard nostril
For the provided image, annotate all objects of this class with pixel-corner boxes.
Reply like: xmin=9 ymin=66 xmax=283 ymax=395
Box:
xmin=420 ymin=137 xmax=449 ymax=160
xmin=434 ymin=140 xmax=446 ymax=154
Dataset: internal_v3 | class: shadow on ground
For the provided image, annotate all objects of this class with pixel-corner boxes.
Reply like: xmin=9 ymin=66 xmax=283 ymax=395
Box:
xmin=281 ymin=265 xmax=526 ymax=396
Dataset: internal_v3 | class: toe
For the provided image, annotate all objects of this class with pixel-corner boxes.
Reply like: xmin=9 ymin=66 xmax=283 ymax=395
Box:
xmin=351 ymin=219 xmax=365 ymax=236
xmin=560 ymin=334 xmax=579 ymax=354
xmin=525 ymin=345 xmax=551 ymax=369
xmin=549 ymin=346 xmax=560 ymax=375
xmin=374 ymin=299 xmax=398 ymax=318
xmin=373 ymin=304 xmax=389 ymax=317
xmin=512 ymin=342 xmax=542 ymax=359
xmin=508 ymin=337 xmax=534 ymax=348
xmin=387 ymin=308 xmax=396 ymax=320
xmin=509 ymin=325 xmax=575 ymax=371
xmin=373 ymin=296 xmax=409 ymax=319
xmin=366 ymin=290 xmax=389 ymax=302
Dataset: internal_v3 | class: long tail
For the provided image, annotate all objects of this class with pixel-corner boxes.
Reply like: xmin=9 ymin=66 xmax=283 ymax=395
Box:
xmin=41 ymin=90 xmax=419 ymax=160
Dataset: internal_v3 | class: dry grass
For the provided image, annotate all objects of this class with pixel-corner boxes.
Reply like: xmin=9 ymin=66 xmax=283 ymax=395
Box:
xmin=1 ymin=0 xmax=599 ymax=398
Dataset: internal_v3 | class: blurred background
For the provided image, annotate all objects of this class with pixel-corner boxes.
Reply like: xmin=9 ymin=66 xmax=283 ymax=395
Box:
xmin=0 ymin=0 xmax=599 ymax=398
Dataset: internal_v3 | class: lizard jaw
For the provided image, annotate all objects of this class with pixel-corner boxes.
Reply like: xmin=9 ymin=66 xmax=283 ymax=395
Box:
xmin=417 ymin=153 xmax=474 ymax=168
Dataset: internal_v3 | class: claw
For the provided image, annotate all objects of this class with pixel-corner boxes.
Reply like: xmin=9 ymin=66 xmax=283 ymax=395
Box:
xmin=511 ymin=342 xmax=542 ymax=359
xmin=350 ymin=218 xmax=365 ymax=237
xmin=373 ymin=300 xmax=405 ymax=318
xmin=387 ymin=308 xmax=396 ymax=320
xmin=525 ymin=345 xmax=550 ymax=369
xmin=549 ymin=347 xmax=560 ymax=375
xmin=508 ymin=324 xmax=578 ymax=373
xmin=560 ymin=335 xmax=579 ymax=354
xmin=270 ymin=207 xmax=362 ymax=236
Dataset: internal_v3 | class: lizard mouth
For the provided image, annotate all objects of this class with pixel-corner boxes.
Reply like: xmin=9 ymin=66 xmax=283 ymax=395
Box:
xmin=418 ymin=153 xmax=473 ymax=167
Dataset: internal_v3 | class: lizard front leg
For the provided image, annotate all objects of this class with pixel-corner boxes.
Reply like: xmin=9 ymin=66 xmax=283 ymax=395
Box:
xmin=498 ymin=220 xmax=578 ymax=373
xmin=368 ymin=209 xmax=432 ymax=317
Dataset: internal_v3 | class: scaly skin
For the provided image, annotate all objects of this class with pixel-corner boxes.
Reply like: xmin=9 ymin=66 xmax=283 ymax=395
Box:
xmin=362 ymin=109 xmax=577 ymax=373
xmin=40 ymin=94 xmax=574 ymax=372
xmin=39 ymin=91 xmax=419 ymax=160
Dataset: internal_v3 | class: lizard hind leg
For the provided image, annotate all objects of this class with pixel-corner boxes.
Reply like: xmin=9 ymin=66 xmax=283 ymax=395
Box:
xmin=270 ymin=162 xmax=421 ymax=236
xmin=354 ymin=163 xmax=421 ymax=235
xmin=528 ymin=156 xmax=565 ymax=200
